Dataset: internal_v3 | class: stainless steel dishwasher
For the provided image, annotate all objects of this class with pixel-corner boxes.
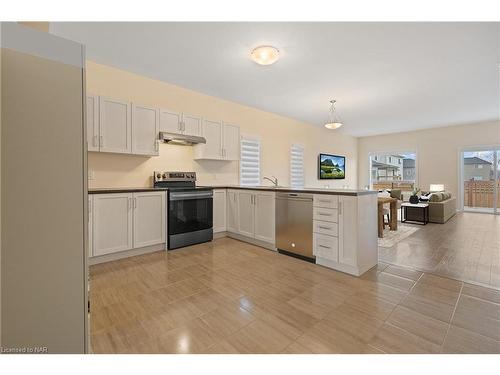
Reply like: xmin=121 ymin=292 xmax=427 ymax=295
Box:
xmin=276 ymin=192 xmax=314 ymax=262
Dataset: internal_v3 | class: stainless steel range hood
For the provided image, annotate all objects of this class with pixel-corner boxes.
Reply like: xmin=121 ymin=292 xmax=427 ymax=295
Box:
xmin=159 ymin=131 xmax=206 ymax=146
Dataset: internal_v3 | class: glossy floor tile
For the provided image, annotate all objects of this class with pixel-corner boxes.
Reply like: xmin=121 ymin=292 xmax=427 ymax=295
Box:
xmin=379 ymin=212 xmax=500 ymax=289
xmin=90 ymin=236 xmax=500 ymax=353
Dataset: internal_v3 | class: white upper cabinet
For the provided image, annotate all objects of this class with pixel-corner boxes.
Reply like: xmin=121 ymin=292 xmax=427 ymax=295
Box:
xmin=132 ymin=104 xmax=159 ymax=156
xmin=223 ymin=122 xmax=240 ymax=161
xmin=86 ymin=95 xmax=99 ymax=152
xmin=99 ymin=96 xmax=132 ymax=154
xmin=159 ymin=108 xmax=182 ymax=134
xmin=182 ymin=113 xmax=201 ymax=136
xmin=194 ymin=120 xmax=240 ymax=161
xmin=195 ymin=118 xmax=223 ymax=160
xmin=133 ymin=191 xmax=166 ymax=248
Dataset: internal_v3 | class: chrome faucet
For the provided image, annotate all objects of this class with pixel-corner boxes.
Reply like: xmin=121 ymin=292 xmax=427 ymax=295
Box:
xmin=263 ymin=176 xmax=278 ymax=187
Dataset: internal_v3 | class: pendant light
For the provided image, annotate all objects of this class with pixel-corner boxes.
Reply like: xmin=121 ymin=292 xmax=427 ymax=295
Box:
xmin=324 ymin=99 xmax=343 ymax=130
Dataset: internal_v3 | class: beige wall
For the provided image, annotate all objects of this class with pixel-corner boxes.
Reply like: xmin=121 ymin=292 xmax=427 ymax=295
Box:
xmin=86 ymin=61 xmax=358 ymax=189
xmin=357 ymin=120 xmax=500 ymax=198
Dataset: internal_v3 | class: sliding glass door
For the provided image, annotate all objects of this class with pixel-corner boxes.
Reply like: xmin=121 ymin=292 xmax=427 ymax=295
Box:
xmin=461 ymin=148 xmax=500 ymax=214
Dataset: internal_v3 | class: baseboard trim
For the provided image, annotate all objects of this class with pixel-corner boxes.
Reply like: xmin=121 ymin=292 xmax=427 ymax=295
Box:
xmin=316 ymin=256 xmax=364 ymax=276
xmin=224 ymin=231 xmax=277 ymax=251
xmin=89 ymin=243 xmax=166 ymax=265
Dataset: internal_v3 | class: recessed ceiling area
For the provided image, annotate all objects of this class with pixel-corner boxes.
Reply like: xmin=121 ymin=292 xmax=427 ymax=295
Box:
xmin=50 ymin=22 xmax=500 ymax=137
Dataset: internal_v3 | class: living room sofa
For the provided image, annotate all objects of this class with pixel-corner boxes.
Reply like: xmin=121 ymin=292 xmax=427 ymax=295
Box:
xmin=405 ymin=192 xmax=457 ymax=224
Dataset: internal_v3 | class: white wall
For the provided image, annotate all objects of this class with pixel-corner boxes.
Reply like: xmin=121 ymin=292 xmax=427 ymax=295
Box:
xmin=86 ymin=61 xmax=358 ymax=189
xmin=357 ymin=120 xmax=500 ymax=198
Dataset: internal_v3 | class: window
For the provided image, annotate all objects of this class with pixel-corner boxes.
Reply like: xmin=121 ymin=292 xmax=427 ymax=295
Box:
xmin=369 ymin=152 xmax=417 ymax=191
xmin=290 ymin=144 xmax=304 ymax=188
xmin=240 ymin=136 xmax=261 ymax=186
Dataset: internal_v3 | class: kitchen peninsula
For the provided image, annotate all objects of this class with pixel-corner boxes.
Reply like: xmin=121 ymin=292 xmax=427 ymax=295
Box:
xmin=88 ymin=185 xmax=378 ymax=276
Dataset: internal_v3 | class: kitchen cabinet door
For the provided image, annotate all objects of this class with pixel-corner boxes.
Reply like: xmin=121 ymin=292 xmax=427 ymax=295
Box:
xmin=237 ymin=190 xmax=255 ymax=238
xmin=86 ymin=95 xmax=99 ymax=152
xmin=182 ymin=113 xmax=201 ymax=136
xmin=159 ymin=108 xmax=182 ymax=134
xmin=213 ymin=189 xmax=227 ymax=233
xmin=99 ymin=96 xmax=132 ymax=154
xmin=93 ymin=193 xmax=133 ymax=256
xmin=133 ymin=191 xmax=166 ymax=248
xmin=222 ymin=123 xmax=240 ymax=161
xmin=194 ymin=119 xmax=222 ymax=160
xmin=88 ymin=195 xmax=93 ymax=257
xmin=254 ymin=191 xmax=275 ymax=244
xmin=338 ymin=195 xmax=357 ymax=267
xmin=132 ymin=104 xmax=159 ymax=156
xmin=226 ymin=189 xmax=239 ymax=233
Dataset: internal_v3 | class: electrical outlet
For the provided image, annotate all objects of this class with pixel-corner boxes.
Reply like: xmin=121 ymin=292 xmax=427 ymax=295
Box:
xmin=88 ymin=170 xmax=95 ymax=180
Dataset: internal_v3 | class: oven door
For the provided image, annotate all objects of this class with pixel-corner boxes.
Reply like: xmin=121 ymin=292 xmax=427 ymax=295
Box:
xmin=168 ymin=190 xmax=213 ymax=236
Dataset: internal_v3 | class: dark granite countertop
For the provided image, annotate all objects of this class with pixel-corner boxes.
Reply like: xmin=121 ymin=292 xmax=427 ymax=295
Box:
xmin=89 ymin=187 xmax=168 ymax=194
xmin=89 ymin=185 xmax=376 ymax=196
xmin=200 ymin=185 xmax=377 ymax=196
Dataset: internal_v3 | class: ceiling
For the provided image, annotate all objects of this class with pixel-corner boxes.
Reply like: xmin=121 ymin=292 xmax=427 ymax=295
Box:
xmin=50 ymin=22 xmax=500 ymax=137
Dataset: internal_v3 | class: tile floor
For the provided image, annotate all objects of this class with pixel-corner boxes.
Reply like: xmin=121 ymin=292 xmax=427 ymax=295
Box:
xmin=90 ymin=236 xmax=500 ymax=354
xmin=379 ymin=212 xmax=500 ymax=289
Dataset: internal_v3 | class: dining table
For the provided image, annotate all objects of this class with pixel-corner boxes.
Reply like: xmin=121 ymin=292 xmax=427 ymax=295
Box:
xmin=377 ymin=197 xmax=398 ymax=238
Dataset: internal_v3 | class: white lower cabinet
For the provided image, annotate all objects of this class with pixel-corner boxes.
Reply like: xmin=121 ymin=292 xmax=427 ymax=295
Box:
xmin=93 ymin=193 xmax=133 ymax=257
xmin=338 ymin=195 xmax=357 ymax=267
xmin=226 ymin=189 xmax=239 ymax=233
xmin=313 ymin=194 xmax=378 ymax=276
xmin=90 ymin=191 xmax=166 ymax=258
xmin=254 ymin=191 xmax=275 ymax=243
xmin=237 ymin=190 xmax=255 ymax=237
xmin=88 ymin=196 xmax=93 ymax=257
xmin=227 ymin=189 xmax=275 ymax=246
xmin=133 ymin=191 xmax=166 ymax=247
xmin=213 ymin=189 xmax=227 ymax=233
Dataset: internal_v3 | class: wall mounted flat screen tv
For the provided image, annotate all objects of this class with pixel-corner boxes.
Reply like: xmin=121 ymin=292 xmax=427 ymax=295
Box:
xmin=319 ymin=153 xmax=345 ymax=180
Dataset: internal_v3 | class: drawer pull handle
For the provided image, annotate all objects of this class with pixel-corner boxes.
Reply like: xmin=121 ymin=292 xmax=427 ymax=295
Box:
xmin=318 ymin=244 xmax=331 ymax=249
xmin=318 ymin=213 xmax=331 ymax=216
xmin=318 ymin=226 xmax=331 ymax=230
xmin=319 ymin=199 xmax=330 ymax=203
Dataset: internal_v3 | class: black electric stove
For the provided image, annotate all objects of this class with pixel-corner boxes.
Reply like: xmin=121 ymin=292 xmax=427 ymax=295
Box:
xmin=154 ymin=171 xmax=213 ymax=250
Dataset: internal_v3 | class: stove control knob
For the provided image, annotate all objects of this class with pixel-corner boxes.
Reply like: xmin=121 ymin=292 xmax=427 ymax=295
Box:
xmin=156 ymin=173 xmax=162 ymax=180
xmin=162 ymin=173 xmax=168 ymax=179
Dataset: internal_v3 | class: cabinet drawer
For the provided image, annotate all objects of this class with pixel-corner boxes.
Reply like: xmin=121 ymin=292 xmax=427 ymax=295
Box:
xmin=313 ymin=233 xmax=338 ymax=261
xmin=313 ymin=194 xmax=338 ymax=209
xmin=313 ymin=207 xmax=338 ymax=223
xmin=313 ymin=220 xmax=338 ymax=237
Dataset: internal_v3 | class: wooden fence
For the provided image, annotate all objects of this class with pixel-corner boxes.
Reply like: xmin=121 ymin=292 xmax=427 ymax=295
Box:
xmin=464 ymin=180 xmax=500 ymax=208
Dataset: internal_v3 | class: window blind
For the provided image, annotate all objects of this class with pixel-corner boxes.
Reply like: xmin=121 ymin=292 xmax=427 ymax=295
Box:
xmin=290 ymin=144 xmax=305 ymax=188
xmin=240 ymin=137 xmax=261 ymax=186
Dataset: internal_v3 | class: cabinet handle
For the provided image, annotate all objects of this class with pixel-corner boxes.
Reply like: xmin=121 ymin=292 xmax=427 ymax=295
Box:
xmin=155 ymin=140 xmax=159 ymax=152
xmin=100 ymin=135 xmax=104 ymax=147
xmin=319 ymin=199 xmax=330 ymax=203
xmin=93 ymin=135 xmax=98 ymax=147
xmin=134 ymin=197 xmax=137 ymax=208
xmin=182 ymin=122 xmax=185 ymax=132
xmin=318 ymin=212 xmax=331 ymax=216
xmin=339 ymin=201 xmax=342 ymax=215
xmin=318 ymin=244 xmax=331 ymax=249
xmin=318 ymin=226 xmax=331 ymax=230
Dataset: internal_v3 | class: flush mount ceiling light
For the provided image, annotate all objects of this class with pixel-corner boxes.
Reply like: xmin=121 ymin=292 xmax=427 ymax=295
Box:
xmin=251 ymin=45 xmax=280 ymax=65
xmin=324 ymin=99 xmax=344 ymax=130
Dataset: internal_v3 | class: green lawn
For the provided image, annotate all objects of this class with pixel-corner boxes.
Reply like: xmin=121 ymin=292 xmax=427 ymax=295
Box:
xmin=320 ymin=165 xmax=345 ymax=179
